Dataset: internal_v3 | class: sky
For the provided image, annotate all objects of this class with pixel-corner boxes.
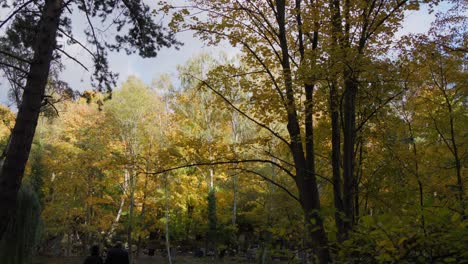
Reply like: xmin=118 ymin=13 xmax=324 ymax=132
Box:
xmin=0 ymin=2 xmax=441 ymax=107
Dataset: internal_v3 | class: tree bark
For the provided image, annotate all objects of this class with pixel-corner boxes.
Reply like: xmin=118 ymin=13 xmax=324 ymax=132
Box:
xmin=341 ymin=3 xmax=367 ymax=234
xmin=342 ymin=73 xmax=358 ymax=233
xmin=407 ymin=119 xmax=426 ymax=235
xmin=127 ymin=168 xmax=135 ymax=263
xmin=441 ymin=88 xmax=465 ymax=217
xmin=276 ymin=1 xmax=330 ymax=262
xmin=106 ymin=170 xmax=128 ymax=243
xmin=0 ymin=0 xmax=63 ymax=239
xmin=329 ymin=0 xmax=346 ymax=241
xmin=164 ymin=173 xmax=172 ymax=264
xmin=136 ymin=170 xmax=149 ymax=259
xmin=330 ymin=81 xmax=345 ymax=241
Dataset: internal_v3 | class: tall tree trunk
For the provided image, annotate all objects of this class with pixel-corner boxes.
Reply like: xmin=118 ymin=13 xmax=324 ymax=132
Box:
xmin=342 ymin=0 xmax=369 ymax=233
xmin=106 ymin=170 xmax=129 ymax=243
xmin=0 ymin=0 xmax=63 ymax=239
xmin=442 ymin=90 xmax=465 ymax=217
xmin=328 ymin=0 xmax=347 ymax=241
xmin=407 ymin=120 xmax=426 ymax=235
xmin=330 ymin=81 xmax=345 ymax=241
xmin=136 ymin=171 xmax=149 ymax=259
xmin=209 ymin=168 xmax=214 ymax=190
xmin=231 ymin=112 xmax=239 ymax=226
xmin=185 ymin=201 xmax=194 ymax=241
xmin=342 ymin=74 xmax=357 ymax=232
xmin=276 ymin=1 xmax=330 ymax=262
xmin=355 ymin=139 xmax=363 ymax=221
xmin=164 ymin=173 xmax=172 ymax=264
xmin=232 ymin=173 xmax=238 ymax=225
xmin=127 ymin=169 xmax=135 ymax=264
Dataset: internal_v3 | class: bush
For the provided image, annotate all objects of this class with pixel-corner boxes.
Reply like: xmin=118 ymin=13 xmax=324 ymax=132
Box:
xmin=0 ymin=184 xmax=42 ymax=264
xmin=336 ymin=210 xmax=468 ymax=263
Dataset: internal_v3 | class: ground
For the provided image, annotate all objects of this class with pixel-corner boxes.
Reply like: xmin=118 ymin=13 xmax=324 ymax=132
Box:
xmin=32 ymin=255 xmax=288 ymax=264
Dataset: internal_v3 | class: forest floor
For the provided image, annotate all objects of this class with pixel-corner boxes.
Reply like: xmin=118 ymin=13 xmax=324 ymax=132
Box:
xmin=32 ymin=255 xmax=289 ymax=264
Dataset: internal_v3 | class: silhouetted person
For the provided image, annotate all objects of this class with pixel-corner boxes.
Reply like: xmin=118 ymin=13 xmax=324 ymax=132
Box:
xmin=105 ymin=241 xmax=129 ymax=264
xmin=84 ymin=245 xmax=103 ymax=264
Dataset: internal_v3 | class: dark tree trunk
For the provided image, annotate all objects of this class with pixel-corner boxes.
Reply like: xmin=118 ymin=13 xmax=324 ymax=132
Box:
xmin=443 ymin=92 xmax=465 ymax=217
xmin=355 ymin=139 xmax=363 ymax=221
xmin=407 ymin=120 xmax=426 ymax=235
xmin=341 ymin=15 xmax=367 ymax=234
xmin=329 ymin=0 xmax=346 ymax=241
xmin=0 ymin=0 xmax=63 ymax=240
xmin=127 ymin=169 xmax=135 ymax=263
xmin=330 ymin=81 xmax=345 ymax=241
xmin=342 ymin=74 xmax=357 ymax=232
xmin=296 ymin=171 xmax=330 ymax=263
xmin=277 ymin=1 xmax=330 ymax=262
xmin=136 ymin=171 xmax=149 ymax=259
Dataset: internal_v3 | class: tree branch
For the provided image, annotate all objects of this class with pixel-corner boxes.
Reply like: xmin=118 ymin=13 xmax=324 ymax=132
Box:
xmin=0 ymin=50 xmax=31 ymax=64
xmin=366 ymin=0 xmax=408 ymax=40
xmin=184 ymin=73 xmax=290 ymax=146
xmin=429 ymin=114 xmax=455 ymax=156
xmin=81 ymin=0 xmax=101 ymax=58
xmin=56 ymin=47 xmax=89 ymax=71
xmin=142 ymin=159 xmax=296 ymax=179
xmin=193 ymin=28 xmax=286 ymax=104
xmin=234 ymin=167 xmax=300 ymax=203
xmin=57 ymin=28 xmax=97 ymax=59
xmin=0 ymin=0 xmax=35 ymax=30
xmin=355 ymin=89 xmax=405 ymax=132
xmin=0 ymin=61 xmax=28 ymax=75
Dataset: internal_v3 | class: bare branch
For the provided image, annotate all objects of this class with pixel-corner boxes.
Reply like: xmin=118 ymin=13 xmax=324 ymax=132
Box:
xmin=264 ymin=150 xmax=294 ymax=168
xmin=184 ymin=73 xmax=290 ymax=146
xmin=234 ymin=167 xmax=300 ymax=203
xmin=58 ymin=28 xmax=97 ymax=59
xmin=81 ymin=0 xmax=101 ymax=58
xmin=141 ymin=159 xmax=296 ymax=179
xmin=355 ymin=89 xmax=405 ymax=132
xmin=193 ymin=28 xmax=286 ymax=104
xmin=56 ymin=47 xmax=89 ymax=71
xmin=230 ymin=70 xmax=266 ymax=77
xmin=429 ymin=114 xmax=455 ymax=156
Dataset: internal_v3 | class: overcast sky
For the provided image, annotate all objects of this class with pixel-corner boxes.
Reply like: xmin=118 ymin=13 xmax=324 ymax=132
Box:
xmin=0 ymin=2 xmax=440 ymax=107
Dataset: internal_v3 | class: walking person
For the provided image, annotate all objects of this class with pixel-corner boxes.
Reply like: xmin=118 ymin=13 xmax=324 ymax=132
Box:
xmin=105 ymin=241 xmax=130 ymax=264
xmin=83 ymin=245 xmax=103 ymax=264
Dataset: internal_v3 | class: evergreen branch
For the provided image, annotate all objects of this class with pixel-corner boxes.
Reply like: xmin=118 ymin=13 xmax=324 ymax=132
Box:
xmin=0 ymin=61 xmax=28 ymax=74
xmin=0 ymin=0 xmax=34 ymax=30
xmin=0 ymin=50 xmax=31 ymax=64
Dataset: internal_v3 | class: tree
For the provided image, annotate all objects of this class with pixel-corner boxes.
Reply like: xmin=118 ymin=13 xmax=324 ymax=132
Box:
xmin=407 ymin=35 xmax=467 ymax=217
xmin=325 ymin=0 xmax=423 ymax=236
xmin=104 ymin=76 xmax=163 ymax=262
xmin=0 ymin=0 xmax=179 ymax=240
xmin=174 ymin=1 xmax=331 ymax=260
